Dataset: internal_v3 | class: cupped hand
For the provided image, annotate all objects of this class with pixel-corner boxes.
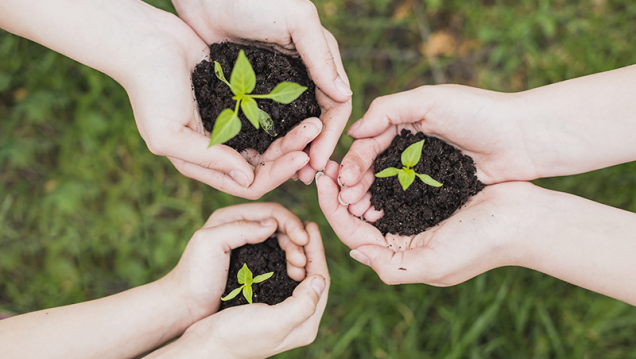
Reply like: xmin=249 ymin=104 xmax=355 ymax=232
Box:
xmin=172 ymin=0 xmax=353 ymax=182
xmin=163 ymin=203 xmax=313 ymax=326
xmin=337 ymin=85 xmax=539 ymax=206
xmin=317 ymin=161 xmax=536 ymax=286
xmin=173 ymin=222 xmax=330 ymax=359
xmin=121 ymin=8 xmax=328 ymax=200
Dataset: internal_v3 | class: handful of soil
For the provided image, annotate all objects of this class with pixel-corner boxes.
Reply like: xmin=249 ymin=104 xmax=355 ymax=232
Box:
xmin=220 ymin=236 xmax=299 ymax=309
xmin=370 ymin=129 xmax=486 ymax=236
xmin=192 ymin=42 xmax=321 ymax=154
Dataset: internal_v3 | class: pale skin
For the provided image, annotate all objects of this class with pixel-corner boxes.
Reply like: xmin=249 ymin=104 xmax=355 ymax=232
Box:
xmin=0 ymin=203 xmax=330 ymax=359
xmin=317 ymin=64 xmax=636 ymax=306
xmin=0 ymin=0 xmax=351 ymax=200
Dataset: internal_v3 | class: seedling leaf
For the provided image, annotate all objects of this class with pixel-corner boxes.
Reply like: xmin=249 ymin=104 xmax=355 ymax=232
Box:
xmin=209 ymin=109 xmax=240 ymax=147
xmin=375 ymin=167 xmax=401 ymax=177
xmin=214 ymin=61 xmax=231 ymax=88
xmin=221 ymin=287 xmax=243 ymax=301
xmin=253 ymin=272 xmax=274 ymax=283
xmin=230 ymin=50 xmax=256 ymax=95
xmin=258 ymin=109 xmax=276 ymax=137
xmin=264 ymin=82 xmax=308 ymax=104
xmin=241 ymin=97 xmax=260 ymax=129
xmin=237 ymin=263 xmax=251 ymax=285
xmin=401 ymin=140 xmax=425 ymax=168
xmin=243 ymin=285 xmax=253 ymax=304
xmin=416 ymin=173 xmax=443 ymax=187
xmin=398 ymin=168 xmax=416 ymax=190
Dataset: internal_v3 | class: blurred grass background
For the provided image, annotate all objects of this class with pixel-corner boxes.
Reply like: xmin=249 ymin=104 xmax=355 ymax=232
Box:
xmin=1 ymin=0 xmax=636 ymax=357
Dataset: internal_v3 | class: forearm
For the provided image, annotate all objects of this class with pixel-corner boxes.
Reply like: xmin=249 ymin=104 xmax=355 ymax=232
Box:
xmin=0 ymin=0 xmax=176 ymax=85
xmin=513 ymin=185 xmax=636 ymax=305
xmin=0 ymin=277 xmax=194 ymax=359
xmin=511 ymin=64 xmax=636 ymax=178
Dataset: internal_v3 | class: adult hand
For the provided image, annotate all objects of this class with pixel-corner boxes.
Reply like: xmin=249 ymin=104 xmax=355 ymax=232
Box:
xmin=317 ymin=161 xmax=533 ymax=286
xmin=162 ymin=203 xmax=312 ymax=325
xmin=337 ymin=85 xmax=537 ymax=206
xmin=148 ymin=222 xmax=330 ymax=359
xmin=172 ymin=0 xmax=353 ymax=183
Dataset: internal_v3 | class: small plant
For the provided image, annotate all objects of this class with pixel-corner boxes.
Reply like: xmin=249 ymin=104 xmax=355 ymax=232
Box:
xmin=375 ymin=139 xmax=443 ymax=190
xmin=221 ymin=263 xmax=274 ymax=304
xmin=208 ymin=49 xmax=308 ymax=147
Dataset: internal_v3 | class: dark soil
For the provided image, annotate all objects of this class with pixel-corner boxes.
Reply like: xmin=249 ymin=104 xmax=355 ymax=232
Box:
xmin=220 ymin=236 xmax=299 ymax=309
xmin=370 ymin=129 xmax=486 ymax=236
xmin=192 ymin=42 xmax=321 ymax=154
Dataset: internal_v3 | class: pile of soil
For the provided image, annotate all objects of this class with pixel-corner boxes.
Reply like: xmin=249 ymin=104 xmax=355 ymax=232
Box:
xmin=220 ymin=236 xmax=299 ymax=309
xmin=192 ymin=42 xmax=321 ymax=154
xmin=370 ymin=129 xmax=485 ymax=236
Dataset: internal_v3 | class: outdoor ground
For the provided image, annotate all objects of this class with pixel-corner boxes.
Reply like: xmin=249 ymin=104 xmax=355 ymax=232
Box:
xmin=1 ymin=0 xmax=636 ymax=357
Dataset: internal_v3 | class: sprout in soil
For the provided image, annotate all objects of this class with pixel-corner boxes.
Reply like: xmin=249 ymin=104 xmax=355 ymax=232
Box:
xmin=221 ymin=263 xmax=274 ymax=304
xmin=375 ymin=139 xmax=443 ymax=191
xmin=208 ymin=49 xmax=308 ymax=147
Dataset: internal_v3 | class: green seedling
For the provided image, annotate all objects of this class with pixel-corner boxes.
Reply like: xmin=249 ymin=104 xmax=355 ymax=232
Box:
xmin=208 ymin=49 xmax=308 ymax=147
xmin=375 ymin=139 xmax=443 ymax=191
xmin=221 ymin=263 xmax=274 ymax=304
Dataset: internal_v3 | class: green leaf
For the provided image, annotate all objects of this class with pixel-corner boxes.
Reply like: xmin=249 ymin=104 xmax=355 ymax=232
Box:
xmin=243 ymin=285 xmax=253 ymax=304
xmin=214 ymin=61 xmax=231 ymax=88
xmin=258 ymin=109 xmax=276 ymax=137
xmin=241 ymin=97 xmax=260 ymax=129
xmin=416 ymin=173 xmax=443 ymax=187
xmin=260 ymin=82 xmax=307 ymax=104
xmin=208 ymin=109 xmax=241 ymax=147
xmin=230 ymin=50 xmax=255 ymax=96
xmin=253 ymin=271 xmax=274 ymax=283
xmin=398 ymin=168 xmax=416 ymax=190
xmin=237 ymin=263 xmax=253 ymax=285
xmin=401 ymin=140 xmax=425 ymax=168
xmin=375 ymin=167 xmax=401 ymax=177
xmin=221 ymin=286 xmax=243 ymax=301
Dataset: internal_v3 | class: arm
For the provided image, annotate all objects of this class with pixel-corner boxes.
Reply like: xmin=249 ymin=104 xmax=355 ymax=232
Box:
xmin=0 ymin=203 xmax=315 ymax=358
xmin=0 ymin=0 xmax=323 ymax=199
xmin=317 ymin=162 xmax=636 ymax=306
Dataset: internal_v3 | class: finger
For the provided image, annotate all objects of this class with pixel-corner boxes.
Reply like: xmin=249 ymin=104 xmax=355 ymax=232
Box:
xmin=345 ymin=89 xmax=426 ymax=139
xmin=162 ymin=127 xmax=255 ymax=188
xmin=206 ymin=203 xmax=309 ymax=246
xmin=277 ymin=233 xmax=307 ymax=281
xmin=364 ymin=206 xmax=384 ymax=223
xmin=261 ymin=117 xmax=323 ymax=163
xmin=338 ymin=128 xmax=396 ymax=188
xmin=289 ymin=11 xmax=352 ymax=102
xmin=297 ymin=163 xmax=317 ymax=185
xmin=348 ymin=191 xmax=372 ymax=217
xmin=338 ymin=168 xmax=375 ymax=206
xmin=315 ymin=171 xmax=385 ymax=249
xmin=323 ymin=160 xmax=340 ymax=182
xmin=194 ymin=219 xmax=278 ymax=254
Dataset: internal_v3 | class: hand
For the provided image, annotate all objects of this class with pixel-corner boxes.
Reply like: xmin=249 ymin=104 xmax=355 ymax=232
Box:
xmin=162 ymin=203 xmax=312 ymax=325
xmin=149 ymin=222 xmax=330 ymax=359
xmin=172 ymin=0 xmax=353 ymax=183
xmin=122 ymin=8 xmax=328 ymax=199
xmin=317 ymin=161 xmax=534 ymax=286
xmin=337 ymin=85 xmax=537 ymax=206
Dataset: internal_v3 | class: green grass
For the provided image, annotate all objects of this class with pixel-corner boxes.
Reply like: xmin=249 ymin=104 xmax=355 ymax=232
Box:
xmin=2 ymin=0 xmax=636 ymax=357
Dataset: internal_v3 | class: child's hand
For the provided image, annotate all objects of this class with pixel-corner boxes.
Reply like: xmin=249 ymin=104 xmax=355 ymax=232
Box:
xmin=337 ymin=85 xmax=537 ymax=206
xmin=162 ymin=203 xmax=312 ymax=325
xmin=147 ymin=222 xmax=329 ymax=359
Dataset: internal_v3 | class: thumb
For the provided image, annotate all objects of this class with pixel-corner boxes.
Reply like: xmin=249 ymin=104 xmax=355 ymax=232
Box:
xmin=193 ymin=218 xmax=279 ymax=253
xmin=269 ymin=275 xmax=326 ymax=333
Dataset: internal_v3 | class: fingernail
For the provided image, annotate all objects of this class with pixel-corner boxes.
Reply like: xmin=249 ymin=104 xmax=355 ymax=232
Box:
xmin=260 ymin=218 xmax=275 ymax=227
xmin=338 ymin=192 xmax=349 ymax=207
xmin=334 ymin=76 xmax=353 ymax=97
xmin=337 ymin=175 xmax=347 ymax=188
xmin=311 ymin=276 xmax=326 ymax=296
xmin=345 ymin=120 xmax=362 ymax=136
xmin=291 ymin=173 xmax=299 ymax=181
xmin=314 ymin=171 xmax=324 ymax=186
xmin=308 ymin=118 xmax=323 ymax=138
xmin=350 ymin=250 xmax=370 ymax=266
xmin=302 ymin=176 xmax=314 ymax=186
xmin=229 ymin=170 xmax=250 ymax=187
